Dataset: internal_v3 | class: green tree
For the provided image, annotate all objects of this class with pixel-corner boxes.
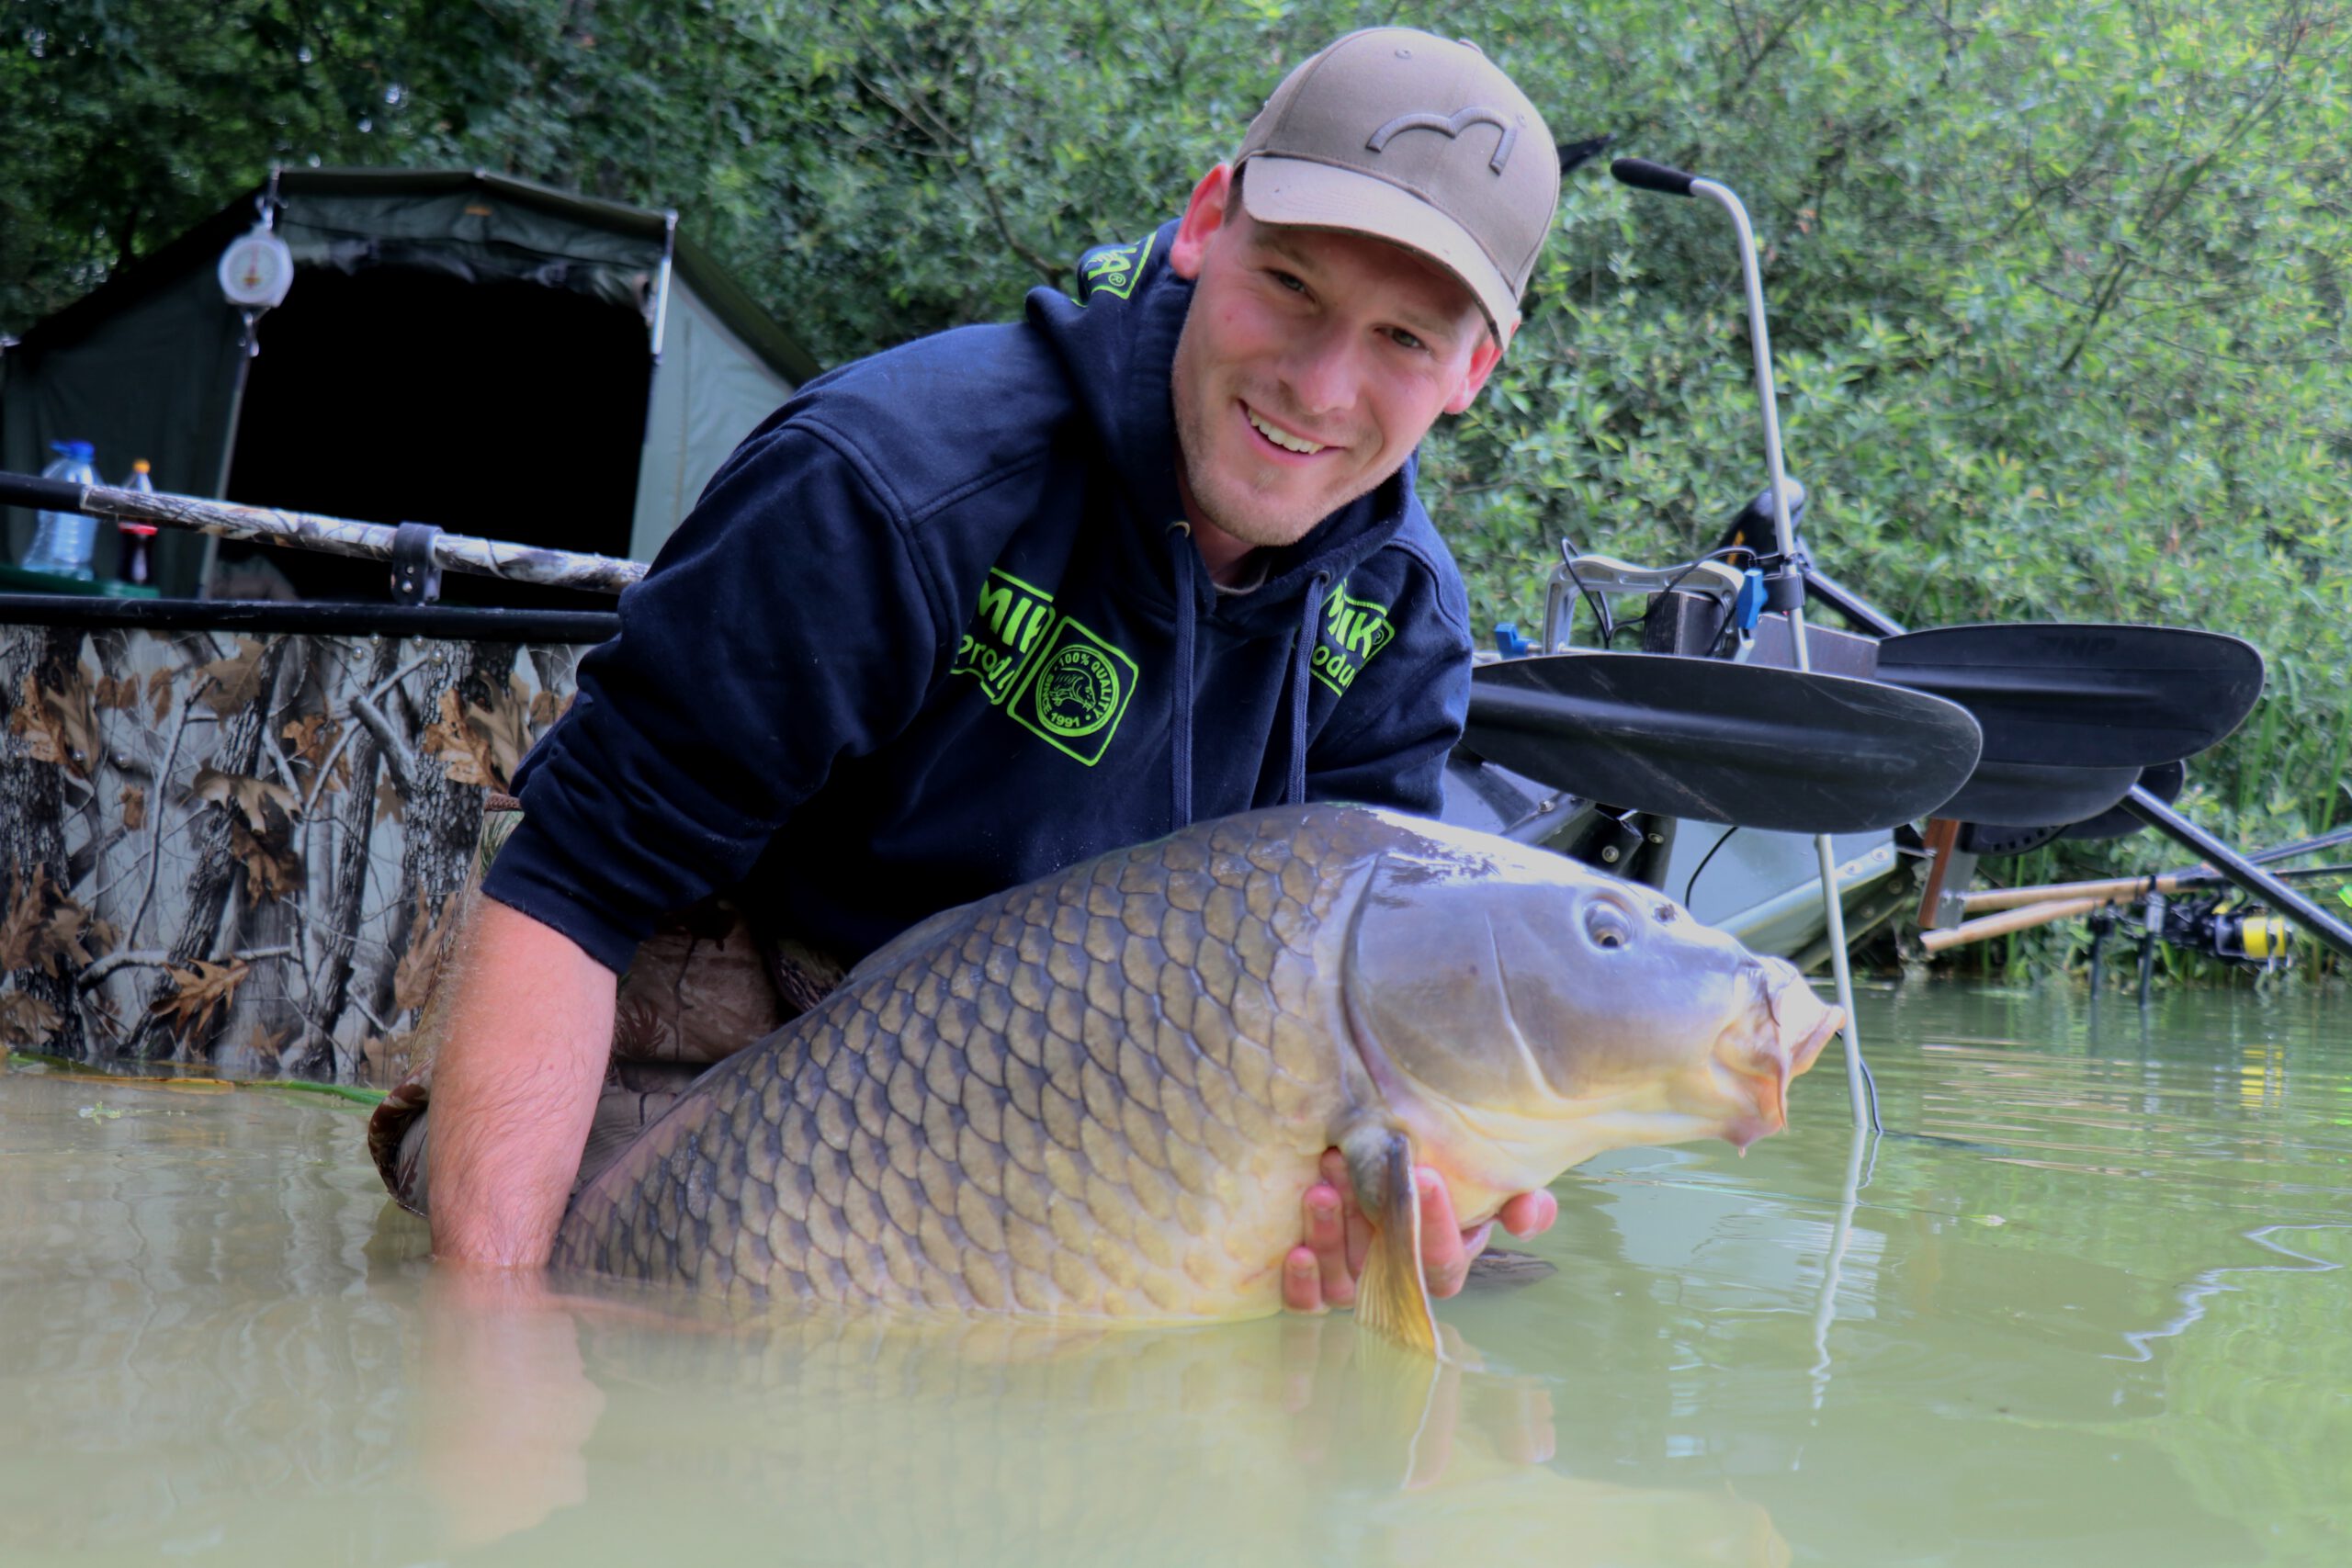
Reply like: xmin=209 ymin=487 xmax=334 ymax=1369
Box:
xmin=6 ymin=0 xmax=2348 ymax=975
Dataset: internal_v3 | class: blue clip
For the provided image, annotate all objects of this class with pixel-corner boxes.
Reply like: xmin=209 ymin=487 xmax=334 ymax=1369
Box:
xmin=1493 ymin=623 xmax=1532 ymax=659
xmin=1734 ymin=570 xmax=1767 ymax=632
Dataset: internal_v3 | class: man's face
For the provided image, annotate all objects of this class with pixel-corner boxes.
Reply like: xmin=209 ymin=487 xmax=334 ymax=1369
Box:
xmin=1167 ymin=163 xmax=1509 ymax=562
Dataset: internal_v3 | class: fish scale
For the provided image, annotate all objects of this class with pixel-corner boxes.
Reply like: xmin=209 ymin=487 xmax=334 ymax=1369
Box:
xmin=553 ymin=809 xmax=1358 ymax=1319
xmin=552 ymin=804 xmax=1839 ymax=1339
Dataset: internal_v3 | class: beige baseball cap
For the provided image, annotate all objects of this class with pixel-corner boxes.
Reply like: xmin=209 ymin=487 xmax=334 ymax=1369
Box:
xmin=1235 ymin=28 xmax=1559 ymax=338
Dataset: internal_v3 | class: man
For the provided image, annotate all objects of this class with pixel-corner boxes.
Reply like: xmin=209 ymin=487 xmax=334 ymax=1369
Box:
xmin=407 ymin=28 xmax=1565 ymax=1311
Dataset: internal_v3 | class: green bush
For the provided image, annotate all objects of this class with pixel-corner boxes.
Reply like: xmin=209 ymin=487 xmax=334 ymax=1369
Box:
xmin=7 ymin=0 xmax=2347 ymax=977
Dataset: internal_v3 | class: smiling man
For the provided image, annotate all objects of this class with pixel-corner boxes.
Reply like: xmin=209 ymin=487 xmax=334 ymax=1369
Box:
xmin=397 ymin=28 xmax=1566 ymax=1312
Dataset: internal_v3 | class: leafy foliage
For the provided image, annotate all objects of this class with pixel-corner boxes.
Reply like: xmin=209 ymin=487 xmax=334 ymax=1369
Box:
xmin=6 ymin=0 xmax=2349 ymax=978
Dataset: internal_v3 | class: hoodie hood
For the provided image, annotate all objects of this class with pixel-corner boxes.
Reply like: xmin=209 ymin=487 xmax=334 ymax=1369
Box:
xmin=1024 ymin=220 xmax=1421 ymax=636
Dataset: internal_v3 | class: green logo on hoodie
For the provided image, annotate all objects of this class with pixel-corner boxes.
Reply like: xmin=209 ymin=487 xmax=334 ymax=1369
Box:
xmin=1077 ymin=233 xmax=1155 ymax=304
xmin=1312 ymin=579 xmax=1395 ymax=695
xmin=1008 ymin=616 xmax=1136 ymax=765
xmin=956 ymin=568 xmax=1139 ymax=765
xmin=952 ymin=568 xmax=1057 ymax=705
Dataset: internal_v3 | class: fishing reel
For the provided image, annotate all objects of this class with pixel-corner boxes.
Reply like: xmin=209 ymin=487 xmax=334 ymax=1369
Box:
xmin=2095 ymin=889 xmax=2295 ymax=1000
xmin=2162 ymin=897 xmax=2293 ymax=969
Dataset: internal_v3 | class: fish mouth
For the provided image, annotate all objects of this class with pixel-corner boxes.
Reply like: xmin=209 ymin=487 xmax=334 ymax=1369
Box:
xmin=1788 ymin=1000 xmax=1844 ymax=1080
xmin=1718 ymin=969 xmax=1846 ymax=1150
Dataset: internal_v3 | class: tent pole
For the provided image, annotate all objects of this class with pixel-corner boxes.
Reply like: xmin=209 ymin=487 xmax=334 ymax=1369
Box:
xmin=200 ymin=170 xmax=281 ymax=601
xmin=198 ymin=310 xmax=259 ymax=601
xmin=643 ymin=210 xmax=677 ymax=448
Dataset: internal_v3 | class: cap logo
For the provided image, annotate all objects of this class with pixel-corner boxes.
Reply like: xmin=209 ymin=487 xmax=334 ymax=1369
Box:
xmin=1365 ymin=106 xmax=1520 ymax=174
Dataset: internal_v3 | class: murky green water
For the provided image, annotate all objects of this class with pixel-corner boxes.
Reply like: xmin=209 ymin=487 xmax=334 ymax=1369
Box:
xmin=2 ymin=983 xmax=2345 ymax=1566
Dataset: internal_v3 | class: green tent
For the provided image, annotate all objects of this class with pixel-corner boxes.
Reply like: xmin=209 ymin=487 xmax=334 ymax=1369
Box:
xmin=1 ymin=168 xmax=819 ymax=602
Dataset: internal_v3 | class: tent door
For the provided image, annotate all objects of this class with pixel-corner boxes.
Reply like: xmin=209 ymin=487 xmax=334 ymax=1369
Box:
xmin=220 ymin=265 xmax=650 ymax=608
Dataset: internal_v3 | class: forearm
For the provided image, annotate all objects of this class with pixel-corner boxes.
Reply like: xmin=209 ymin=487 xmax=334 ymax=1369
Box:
xmin=426 ymin=898 xmax=616 ymax=1268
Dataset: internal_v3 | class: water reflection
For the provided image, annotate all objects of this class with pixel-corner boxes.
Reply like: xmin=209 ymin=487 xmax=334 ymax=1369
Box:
xmin=5 ymin=984 xmax=2347 ymax=1566
xmin=410 ymin=1267 xmax=1789 ymax=1565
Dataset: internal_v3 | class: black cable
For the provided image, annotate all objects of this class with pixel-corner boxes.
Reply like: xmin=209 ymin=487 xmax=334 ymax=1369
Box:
xmin=1556 ymin=536 xmax=1612 ymax=647
xmin=1684 ymin=824 xmax=1738 ymax=908
xmin=1605 ymin=547 xmax=1753 ymax=649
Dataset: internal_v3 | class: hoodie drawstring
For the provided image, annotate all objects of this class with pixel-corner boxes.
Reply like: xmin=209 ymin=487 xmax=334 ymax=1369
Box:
xmin=1166 ymin=522 xmax=1196 ymax=829
xmin=1289 ymin=572 xmax=1329 ymax=805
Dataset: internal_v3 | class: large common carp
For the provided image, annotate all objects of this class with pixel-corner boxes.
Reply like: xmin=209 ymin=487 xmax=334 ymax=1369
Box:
xmin=551 ymin=806 xmax=1839 ymax=1350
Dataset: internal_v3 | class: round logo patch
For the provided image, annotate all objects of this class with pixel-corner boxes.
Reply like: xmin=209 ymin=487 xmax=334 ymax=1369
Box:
xmin=1035 ymin=645 xmax=1120 ymax=738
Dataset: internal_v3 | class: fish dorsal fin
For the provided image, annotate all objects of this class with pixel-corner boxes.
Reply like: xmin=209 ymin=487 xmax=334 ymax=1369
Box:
xmin=1340 ymin=1122 xmax=1442 ymax=1357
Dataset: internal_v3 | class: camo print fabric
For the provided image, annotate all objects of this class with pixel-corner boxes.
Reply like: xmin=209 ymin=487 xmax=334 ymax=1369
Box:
xmin=549 ymin=807 xmax=1403 ymax=1320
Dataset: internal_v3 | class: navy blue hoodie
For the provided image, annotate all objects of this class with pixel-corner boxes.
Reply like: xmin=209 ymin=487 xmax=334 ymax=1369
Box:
xmin=485 ymin=222 xmax=1475 ymax=972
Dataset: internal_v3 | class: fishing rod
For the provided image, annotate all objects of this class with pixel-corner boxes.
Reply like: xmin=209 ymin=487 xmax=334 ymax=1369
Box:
xmin=1610 ymin=155 xmax=1875 ymax=1133
xmin=1958 ymin=850 xmax=2352 ymax=917
xmin=1924 ymin=863 xmax=2350 ymax=953
xmin=0 ymin=469 xmax=644 ymax=598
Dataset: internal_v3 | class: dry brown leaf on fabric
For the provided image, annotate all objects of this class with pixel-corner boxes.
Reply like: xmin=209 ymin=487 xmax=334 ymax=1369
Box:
xmin=281 ymin=712 xmax=351 ymax=795
xmin=239 ymin=1021 xmax=291 ymax=1071
xmin=375 ymin=776 xmax=405 ymax=824
xmin=466 ymin=673 xmax=532 ymax=788
xmin=94 ymin=672 xmax=142 ymax=711
xmin=37 ymin=893 xmax=100 ymax=972
xmin=0 ymin=988 xmax=63 ymax=1048
xmin=228 ymin=818 xmax=306 ymax=903
xmin=528 ymin=688 xmax=572 ymax=730
xmin=147 ymin=666 xmax=175 ymax=724
xmin=149 ymin=957 xmax=251 ymax=1040
xmin=196 ymin=637 xmax=269 ymax=715
xmin=189 ymin=766 xmax=298 ymax=830
xmin=0 ymin=868 xmax=101 ymax=976
xmin=0 ymin=872 xmax=47 ymax=972
xmin=119 ymin=784 xmax=146 ymax=830
xmin=6 ymin=671 xmax=97 ymax=777
xmin=360 ymin=1030 xmax=423 ymax=1087
xmin=281 ymin=711 xmax=333 ymax=765
xmin=419 ymin=688 xmax=500 ymax=788
xmin=391 ymin=890 xmax=458 ymax=1017
xmin=58 ymin=665 xmax=102 ymax=775
xmin=84 ymin=917 xmax=118 ymax=959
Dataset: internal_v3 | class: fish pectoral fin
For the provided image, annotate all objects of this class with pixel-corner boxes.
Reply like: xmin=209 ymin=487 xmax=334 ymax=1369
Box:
xmin=1339 ymin=1122 xmax=1442 ymax=1358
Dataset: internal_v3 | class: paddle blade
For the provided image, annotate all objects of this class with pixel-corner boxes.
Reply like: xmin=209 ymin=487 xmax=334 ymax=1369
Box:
xmin=1875 ymin=624 xmax=2263 ymax=767
xmin=2061 ymin=760 xmax=2187 ymax=840
xmin=1465 ymin=654 xmax=1981 ymax=833
xmin=1939 ymin=759 xmax=2143 ymax=829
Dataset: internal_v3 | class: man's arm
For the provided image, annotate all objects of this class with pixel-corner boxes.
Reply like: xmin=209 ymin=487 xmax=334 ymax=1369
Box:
xmin=425 ymin=899 xmax=616 ymax=1268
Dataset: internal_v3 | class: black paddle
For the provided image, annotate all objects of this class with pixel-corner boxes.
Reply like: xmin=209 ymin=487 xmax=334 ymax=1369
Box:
xmin=2061 ymin=760 xmax=2188 ymax=841
xmin=1465 ymin=653 xmax=1982 ymax=834
xmin=1873 ymin=623 xmax=2265 ymax=769
xmin=1935 ymin=758 xmax=2144 ymax=829
xmin=1804 ymin=572 xmax=2352 ymax=961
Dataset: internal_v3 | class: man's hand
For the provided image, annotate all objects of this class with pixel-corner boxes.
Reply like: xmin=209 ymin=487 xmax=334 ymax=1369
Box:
xmin=427 ymin=899 xmax=616 ymax=1268
xmin=1283 ymin=1148 xmax=1558 ymax=1314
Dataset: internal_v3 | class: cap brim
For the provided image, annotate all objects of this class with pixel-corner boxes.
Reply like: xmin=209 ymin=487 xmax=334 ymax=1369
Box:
xmin=1239 ymin=155 xmax=1517 ymax=337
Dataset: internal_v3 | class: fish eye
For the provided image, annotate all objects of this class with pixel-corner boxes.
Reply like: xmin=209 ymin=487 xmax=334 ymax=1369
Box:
xmin=1587 ymin=905 xmax=1633 ymax=950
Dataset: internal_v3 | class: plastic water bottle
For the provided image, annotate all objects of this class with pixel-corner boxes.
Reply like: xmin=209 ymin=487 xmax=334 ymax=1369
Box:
xmin=116 ymin=461 xmax=160 ymax=588
xmin=23 ymin=440 xmax=100 ymax=580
